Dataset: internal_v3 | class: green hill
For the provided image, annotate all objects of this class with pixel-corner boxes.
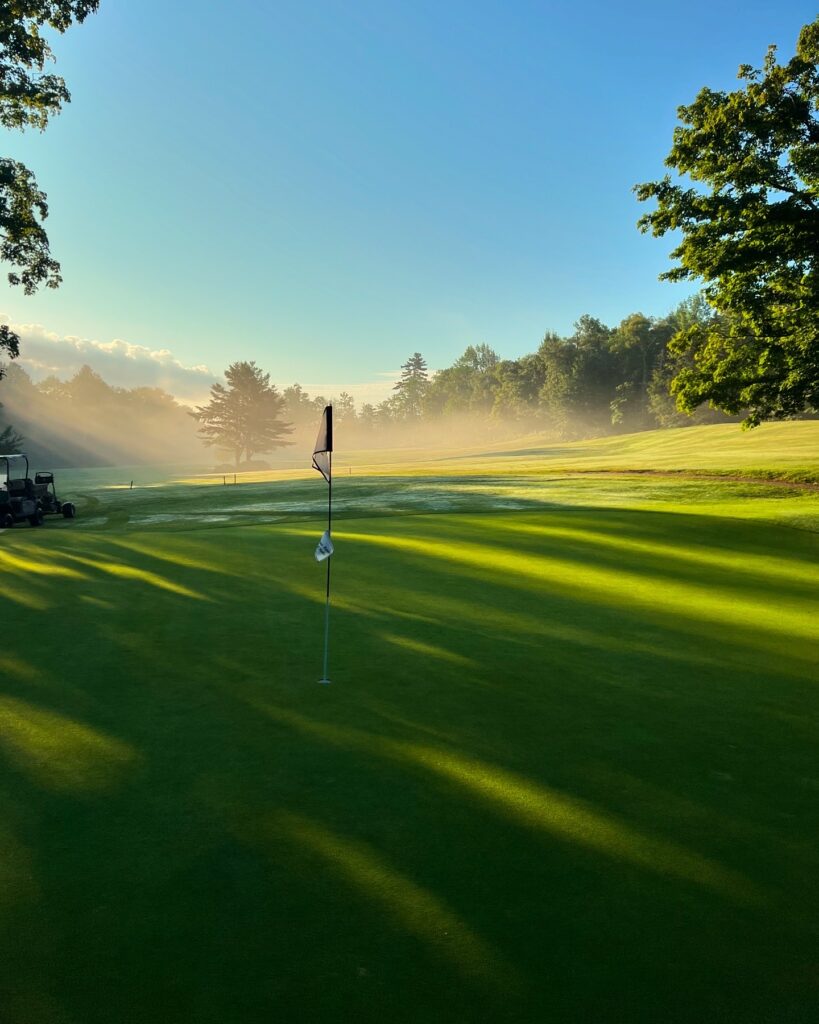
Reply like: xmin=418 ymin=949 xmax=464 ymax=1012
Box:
xmin=345 ymin=421 xmax=819 ymax=482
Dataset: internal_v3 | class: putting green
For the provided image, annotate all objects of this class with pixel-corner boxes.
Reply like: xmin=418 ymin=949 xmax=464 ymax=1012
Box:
xmin=0 ymin=461 xmax=818 ymax=1021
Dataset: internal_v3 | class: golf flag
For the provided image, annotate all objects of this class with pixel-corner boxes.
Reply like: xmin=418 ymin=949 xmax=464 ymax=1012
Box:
xmin=312 ymin=404 xmax=334 ymax=684
xmin=312 ymin=405 xmax=333 ymax=483
xmin=315 ymin=530 xmax=334 ymax=561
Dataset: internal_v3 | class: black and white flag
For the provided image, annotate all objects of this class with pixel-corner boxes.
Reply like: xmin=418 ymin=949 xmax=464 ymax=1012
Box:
xmin=312 ymin=405 xmax=333 ymax=483
xmin=311 ymin=404 xmax=335 ymax=683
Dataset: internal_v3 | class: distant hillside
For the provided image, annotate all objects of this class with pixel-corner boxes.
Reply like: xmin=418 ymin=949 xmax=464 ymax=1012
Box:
xmin=338 ymin=422 xmax=819 ymax=483
xmin=466 ymin=422 xmax=819 ymax=480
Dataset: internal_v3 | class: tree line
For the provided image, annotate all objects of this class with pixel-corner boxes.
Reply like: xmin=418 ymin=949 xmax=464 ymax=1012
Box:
xmin=185 ymin=295 xmax=752 ymax=467
xmin=2 ymin=280 xmax=814 ymax=469
xmin=0 ymin=363 xmax=203 ymax=467
xmin=349 ymin=296 xmax=738 ymax=440
xmin=1 ymin=11 xmax=817 ymax=465
xmin=190 ymin=14 xmax=818 ymax=461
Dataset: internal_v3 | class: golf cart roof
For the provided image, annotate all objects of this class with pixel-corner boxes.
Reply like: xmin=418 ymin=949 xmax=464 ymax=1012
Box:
xmin=0 ymin=453 xmax=29 ymax=477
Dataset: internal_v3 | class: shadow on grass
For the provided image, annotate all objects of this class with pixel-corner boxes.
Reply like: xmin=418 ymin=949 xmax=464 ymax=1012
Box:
xmin=0 ymin=506 xmax=817 ymax=1023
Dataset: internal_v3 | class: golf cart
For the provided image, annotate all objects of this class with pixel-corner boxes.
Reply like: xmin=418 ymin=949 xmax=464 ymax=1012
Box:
xmin=0 ymin=454 xmax=44 ymax=527
xmin=33 ymin=471 xmax=76 ymax=520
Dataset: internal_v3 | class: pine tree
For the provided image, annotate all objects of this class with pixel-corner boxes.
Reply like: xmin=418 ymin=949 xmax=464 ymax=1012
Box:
xmin=192 ymin=361 xmax=292 ymax=467
xmin=393 ymin=352 xmax=429 ymax=418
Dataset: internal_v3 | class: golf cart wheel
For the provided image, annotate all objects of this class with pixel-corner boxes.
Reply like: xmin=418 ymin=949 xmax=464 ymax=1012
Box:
xmin=28 ymin=510 xmax=44 ymax=527
xmin=2 ymin=513 xmax=13 ymax=529
xmin=62 ymin=502 xmax=76 ymax=519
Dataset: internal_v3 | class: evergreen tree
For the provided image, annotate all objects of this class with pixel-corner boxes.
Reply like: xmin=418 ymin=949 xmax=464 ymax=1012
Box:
xmin=192 ymin=361 xmax=292 ymax=467
xmin=393 ymin=352 xmax=429 ymax=418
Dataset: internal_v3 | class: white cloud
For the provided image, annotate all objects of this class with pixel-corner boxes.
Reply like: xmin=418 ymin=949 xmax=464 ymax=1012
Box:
xmin=1 ymin=316 xmax=405 ymax=408
xmin=2 ymin=319 xmax=218 ymax=403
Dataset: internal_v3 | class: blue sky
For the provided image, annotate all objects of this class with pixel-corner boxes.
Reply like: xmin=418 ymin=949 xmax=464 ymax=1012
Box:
xmin=2 ymin=0 xmax=816 ymax=402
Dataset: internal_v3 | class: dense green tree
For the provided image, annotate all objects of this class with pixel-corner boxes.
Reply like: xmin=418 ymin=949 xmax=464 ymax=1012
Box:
xmin=646 ymin=297 xmax=720 ymax=426
xmin=491 ymin=353 xmax=546 ymax=423
xmin=393 ymin=352 xmax=429 ymax=418
xmin=0 ymin=2 xmax=100 ymax=363
xmin=0 ymin=362 xmax=203 ymax=466
xmin=333 ymin=391 xmax=356 ymax=424
xmin=358 ymin=403 xmax=377 ymax=431
xmin=0 ymin=422 xmax=23 ymax=452
xmin=281 ymin=383 xmax=315 ymax=426
xmin=0 ymin=325 xmax=19 ymax=377
xmin=0 ymin=382 xmax=23 ymax=451
xmin=66 ymin=364 xmax=114 ymax=405
xmin=537 ymin=332 xmax=576 ymax=434
xmin=608 ymin=313 xmax=675 ymax=429
xmin=425 ymin=344 xmax=499 ymax=417
xmin=636 ymin=17 xmax=819 ymax=426
xmin=532 ymin=318 xmax=618 ymax=436
xmin=374 ymin=394 xmax=403 ymax=425
xmin=192 ymin=361 xmax=292 ymax=467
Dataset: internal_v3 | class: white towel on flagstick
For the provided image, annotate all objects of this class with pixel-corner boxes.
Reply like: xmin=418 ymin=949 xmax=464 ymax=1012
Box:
xmin=315 ymin=531 xmax=334 ymax=561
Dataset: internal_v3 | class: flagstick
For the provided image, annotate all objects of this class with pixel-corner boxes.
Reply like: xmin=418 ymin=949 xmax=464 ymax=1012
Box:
xmin=319 ymin=451 xmax=332 ymax=684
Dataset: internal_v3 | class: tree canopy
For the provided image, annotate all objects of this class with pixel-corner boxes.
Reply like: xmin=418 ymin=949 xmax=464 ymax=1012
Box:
xmin=636 ymin=17 xmax=819 ymax=426
xmin=0 ymin=361 xmax=203 ymax=465
xmin=0 ymin=1 xmax=100 ymax=366
xmin=192 ymin=361 xmax=293 ymax=467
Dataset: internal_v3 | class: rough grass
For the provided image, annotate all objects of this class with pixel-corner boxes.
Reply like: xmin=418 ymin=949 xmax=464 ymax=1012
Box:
xmin=1 ymin=438 xmax=818 ymax=1022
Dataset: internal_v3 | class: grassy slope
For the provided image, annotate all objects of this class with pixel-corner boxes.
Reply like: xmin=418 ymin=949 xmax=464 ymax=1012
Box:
xmin=339 ymin=420 xmax=819 ymax=481
xmin=1 ymin=432 xmax=819 ymax=1023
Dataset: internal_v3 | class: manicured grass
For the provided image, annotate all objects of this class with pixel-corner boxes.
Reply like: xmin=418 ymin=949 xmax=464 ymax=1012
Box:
xmin=48 ymin=420 xmax=819 ymax=492
xmin=1 ymin=465 xmax=818 ymax=1022
xmin=296 ymin=419 xmax=819 ymax=481
xmin=450 ymin=420 xmax=819 ymax=481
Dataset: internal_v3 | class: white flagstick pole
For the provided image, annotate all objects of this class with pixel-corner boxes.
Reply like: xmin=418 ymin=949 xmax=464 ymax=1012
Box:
xmin=319 ymin=451 xmax=332 ymax=684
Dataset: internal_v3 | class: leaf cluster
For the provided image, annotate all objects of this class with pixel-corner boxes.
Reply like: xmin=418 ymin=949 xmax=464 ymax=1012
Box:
xmin=1 ymin=2 xmax=99 ymax=131
xmin=636 ymin=18 xmax=819 ymax=425
xmin=0 ymin=2 xmax=99 ymax=357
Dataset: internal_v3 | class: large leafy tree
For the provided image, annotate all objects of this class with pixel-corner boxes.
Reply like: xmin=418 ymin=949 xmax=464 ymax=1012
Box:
xmin=636 ymin=17 xmax=819 ymax=426
xmin=608 ymin=313 xmax=675 ymax=430
xmin=0 ymin=1 xmax=99 ymax=373
xmin=192 ymin=361 xmax=293 ymax=467
xmin=424 ymin=344 xmax=499 ymax=417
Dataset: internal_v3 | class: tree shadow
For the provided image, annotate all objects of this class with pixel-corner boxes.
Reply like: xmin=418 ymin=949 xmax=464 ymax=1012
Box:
xmin=0 ymin=505 xmax=817 ymax=1022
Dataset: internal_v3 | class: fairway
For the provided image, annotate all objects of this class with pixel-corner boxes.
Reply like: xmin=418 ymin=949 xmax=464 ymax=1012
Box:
xmin=1 ymin=434 xmax=819 ymax=1023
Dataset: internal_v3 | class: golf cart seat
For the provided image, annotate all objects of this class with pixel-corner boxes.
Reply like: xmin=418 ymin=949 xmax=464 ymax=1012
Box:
xmin=7 ymin=478 xmax=33 ymax=498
